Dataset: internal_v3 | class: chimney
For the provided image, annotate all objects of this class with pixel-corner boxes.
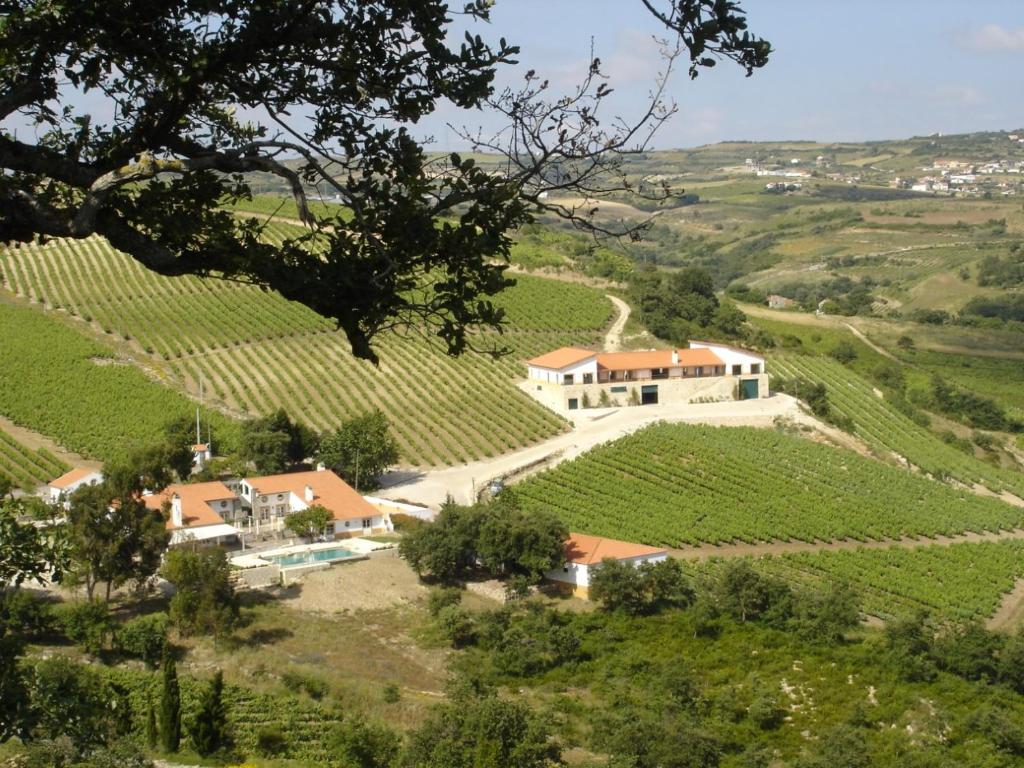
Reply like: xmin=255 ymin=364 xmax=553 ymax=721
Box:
xmin=171 ymin=493 xmax=183 ymax=527
xmin=305 ymin=484 xmax=314 ymax=502
xmin=671 ymin=349 xmax=680 ymax=365
xmin=316 ymin=462 xmax=326 ymax=472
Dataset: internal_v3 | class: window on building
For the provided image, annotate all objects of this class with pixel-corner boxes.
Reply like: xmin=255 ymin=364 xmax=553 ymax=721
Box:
xmin=583 ymin=373 xmax=593 ymax=384
xmin=344 ymin=521 xmax=350 ymax=527
xmin=220 ymin=500 xmax=228 ymax=508
xmin=562 ymin=373 xmax=574 ymax=385
xmin=362 ymin=517 xmax=372 ymax=528
xmin=611 ymin=386 xmax=627 ymax=393
xmin=731 ymin=364 xmax=742 ymax=375
xmin=751 ymin=363 xmax=761 ymax=374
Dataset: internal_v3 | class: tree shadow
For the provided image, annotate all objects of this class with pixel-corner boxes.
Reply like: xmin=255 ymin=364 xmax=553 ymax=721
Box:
xmin=227 ymin=626 xmax=295 ymax=650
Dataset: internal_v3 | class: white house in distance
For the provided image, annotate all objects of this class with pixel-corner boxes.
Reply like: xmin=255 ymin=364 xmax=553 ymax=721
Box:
xmin=525 ymin=341 xmax=768 ymax=412
xmin=239 ymin=467 xmax=389 ymax=538
xmin=143 ymin=481 xmax=243 ymax=546
xmin=47 ymin=468 xmax=103 ymax=507
xmin=545 ymin=532 xmax=668 ymax=599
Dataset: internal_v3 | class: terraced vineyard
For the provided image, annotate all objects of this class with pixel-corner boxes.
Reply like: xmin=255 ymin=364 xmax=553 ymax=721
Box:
xmin=515 ymin=423 xmax=1024 ymax=546
xmin=0 ymin=429 xmax=68 ymax=491
xmin=771 ymin=353 xmax=1024 ymax=498
xmin=0 ymin=235 xmax=613 ymax=465
xmin=757 ymin=540 xmax=1024 ymax=621
xmin=0 ymin=300 xmax=240 ymax=461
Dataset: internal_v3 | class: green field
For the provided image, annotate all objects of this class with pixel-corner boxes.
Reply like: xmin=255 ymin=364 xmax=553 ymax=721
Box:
xmin=0 ymin=428 xmax=68 ymax=490
xmin=756 ymin=540 xmax=1024 ymax=622
xmin=0 ymin=299 xmax=240 ymax=461
xmin=0 ymin=235 xmax=613 ymax=465
xmin=771 ymin=353 xmax=1024 ymax=497
xmin=894 ymin=346 xmax=1024 ymax=419
xmin=514 ymin=423 xmax=1024 ymax=547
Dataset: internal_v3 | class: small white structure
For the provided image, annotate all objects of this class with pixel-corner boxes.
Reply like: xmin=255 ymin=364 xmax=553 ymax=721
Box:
xmin=545 ymin=532 xmax=668 ymax=598
xmin=240 ymin=467 xmax=388 ymax=538
xmin=363 ymin=496 xmax=434 ymax=523
xmin=192 ymin=443 xmax=212 ymax=471
xmin=47 ymin=468 xmax=103 ymax=507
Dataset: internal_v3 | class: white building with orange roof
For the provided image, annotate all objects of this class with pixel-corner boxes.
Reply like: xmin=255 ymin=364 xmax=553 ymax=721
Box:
xmin=524 ymin=341 xmax=767 ymax=412
xmin=545 ymin=532 xmax=668 ymax=598
xmin=47 ymin=468 xmax=104 ymax=507
xmin=239 ymin=466 xmax=388 ymax=538
xmin=143 ymin=480 xmax=242 ymax=546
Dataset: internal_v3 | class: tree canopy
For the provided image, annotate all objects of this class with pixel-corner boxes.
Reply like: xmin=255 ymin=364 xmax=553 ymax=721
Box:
xmin=0 ymin=1 xmax=768 ymax=361
xmin=317 ymin=410 xmax=399 ymax=490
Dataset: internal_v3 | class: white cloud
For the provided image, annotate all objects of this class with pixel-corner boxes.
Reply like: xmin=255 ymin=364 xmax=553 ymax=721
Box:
xmin=958 ymin=24 xmax=1024 ymax=52
xmin=931 ymin=85 xmax=988 ymax=107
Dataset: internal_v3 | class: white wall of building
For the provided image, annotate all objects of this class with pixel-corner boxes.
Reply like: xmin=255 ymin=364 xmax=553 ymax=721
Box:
xmin=527 ymin=356 xmax=598 ymax=385
xmin=48 ymin=471 xmax=103 ymax=506
xmin=688 ymin=342 xmax=765 ymax=375
xmin=545 ymin=552 xmax=669 ymax=591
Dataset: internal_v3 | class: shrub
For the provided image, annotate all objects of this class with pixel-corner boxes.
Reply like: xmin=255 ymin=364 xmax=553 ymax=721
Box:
xmin=382 ymin=682 xmax=401 ymax=704
xmin=0 ymin=590 xmax=54 ymax=638
xmin=115 ymin=613 xmax=169 ymax=667
xmin=896 ymin=335 xmax=915 ymax=349
xmin=281 ymin=669 xmax=331 ymax=700
xmin=828 ymin=340 xmax=858 ymax=364
xmin=59 ymin=599 xmax=114 ymax=654
xmin=427 ymin=586 xmax=463 ymax=617
xmin=435 ymin=605 xmax=475 ymax=648
xmin=256 ymin=725 xmax=288 ymax=757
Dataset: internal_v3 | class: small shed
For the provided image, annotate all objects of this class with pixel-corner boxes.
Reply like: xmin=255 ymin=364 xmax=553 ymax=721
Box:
xmin=545 ymin=532 xmax=668 ymax=598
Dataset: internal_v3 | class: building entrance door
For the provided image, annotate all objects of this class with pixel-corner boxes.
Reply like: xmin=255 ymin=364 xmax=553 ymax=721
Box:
xmin=640 ymin=385 xmax=659 ymax=405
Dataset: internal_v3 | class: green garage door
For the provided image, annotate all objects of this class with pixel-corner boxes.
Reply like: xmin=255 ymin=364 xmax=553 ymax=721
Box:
xmin=641 ymin=384 xmax=659 ymax=405
xmin=740 ymin=379 xmax=759 ymax=400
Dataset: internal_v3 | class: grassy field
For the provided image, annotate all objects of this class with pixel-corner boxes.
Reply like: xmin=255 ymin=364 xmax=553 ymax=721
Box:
xmin=772 ymin=353 xmax=1024 ymax=497
xmin=0 ymin=234 xmax=613 ymax=466
xmin=514 ymin=423 xmax=1024 ymax=547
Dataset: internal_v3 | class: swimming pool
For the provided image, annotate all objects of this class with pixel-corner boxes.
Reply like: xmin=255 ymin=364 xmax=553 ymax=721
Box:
xmin=265 ymin=546 xmax=360 ymax=567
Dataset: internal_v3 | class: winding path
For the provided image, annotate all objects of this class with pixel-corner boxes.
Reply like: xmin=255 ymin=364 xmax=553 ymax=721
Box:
xmin=603 ymin=294 xmax=630 ymax=352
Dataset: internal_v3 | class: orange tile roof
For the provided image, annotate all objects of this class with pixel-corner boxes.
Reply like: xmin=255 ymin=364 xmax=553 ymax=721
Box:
xmin=244 ymin=469 xmax=377 ymax=522
xmin=595 ymin=348 xmax=723 ymax=371
xmin=144 ymin=481 xmax=235 ymax=530
xmin=688 ymin=340 xmax=763 ymax=356
xmin=527 ymin=347 xmax=596 ymax=369
xmin=49 ymin=468 xmax=100 ymax=489
xmin=192 ymin=443 xmax=209 ymax=451
xmin=564 ymin=533 xmax=666 ymax=565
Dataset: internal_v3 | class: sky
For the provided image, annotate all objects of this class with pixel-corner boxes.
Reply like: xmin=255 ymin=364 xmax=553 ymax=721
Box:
xmin=420 ymin=0 xmax=1024 ymax=150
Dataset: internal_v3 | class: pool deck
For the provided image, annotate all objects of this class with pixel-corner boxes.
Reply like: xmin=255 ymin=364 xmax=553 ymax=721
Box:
xmin=231 ymin=538 xmax=392 ymax=569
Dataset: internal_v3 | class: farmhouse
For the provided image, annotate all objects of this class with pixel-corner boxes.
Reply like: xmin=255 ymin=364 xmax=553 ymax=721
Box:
xmin=545 ymin=532 xmax=668 ymax=598
xmin=525 ymin=341 xmax=768 ymax=412
xmin=239 ymin=467 xmax=388 ymax=538
xmin=143 ymin=480 xmax=242 ymax=546
xmin=767 ymin=294 xmax=795 ymax=309
xmin=47 ymin=468 xmax=103 ymax=507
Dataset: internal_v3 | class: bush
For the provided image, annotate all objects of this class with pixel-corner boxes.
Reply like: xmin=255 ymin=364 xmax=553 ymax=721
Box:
xmin=748 ymin=688 xmax=786 ymax=730
xmin=59 ymin=600 xmax=114 ymax=654
xmin=115 ymin=613 xmax=168 ymax=667
xmin=427 ymin=586 xmax=463 ymax=617
xmin=256 ymin=725 xmax=288 ymax=757
xmin=281 ymin=669 xmax=331 ymax=700
xmin=828 ymin=340 xmax=858 ymax=364
xmin=435 ymin=605 xmax=476 ymax=648
xmin=0 ymin=590 xmax=54 ymax=638
xmin=382 ymin=682 xmax=401 ymax=703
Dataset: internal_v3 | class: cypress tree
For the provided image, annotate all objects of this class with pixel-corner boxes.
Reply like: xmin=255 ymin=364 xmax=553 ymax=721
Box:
xmin=189 ymin=669 xmax=228 ymax=756
xmin=146 ymin=700 xmax=157 ymax=749
xmin=159 ymin=648 xmax=181 ymax=752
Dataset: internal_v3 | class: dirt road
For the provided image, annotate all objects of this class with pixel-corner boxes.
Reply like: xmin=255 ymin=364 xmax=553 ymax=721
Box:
xmin=604 ymin=294 xmax=630 ymax=352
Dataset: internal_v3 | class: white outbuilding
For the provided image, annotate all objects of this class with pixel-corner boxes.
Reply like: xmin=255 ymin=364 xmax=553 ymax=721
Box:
xmin=545 ymin=532 xmax=668 ymax=599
